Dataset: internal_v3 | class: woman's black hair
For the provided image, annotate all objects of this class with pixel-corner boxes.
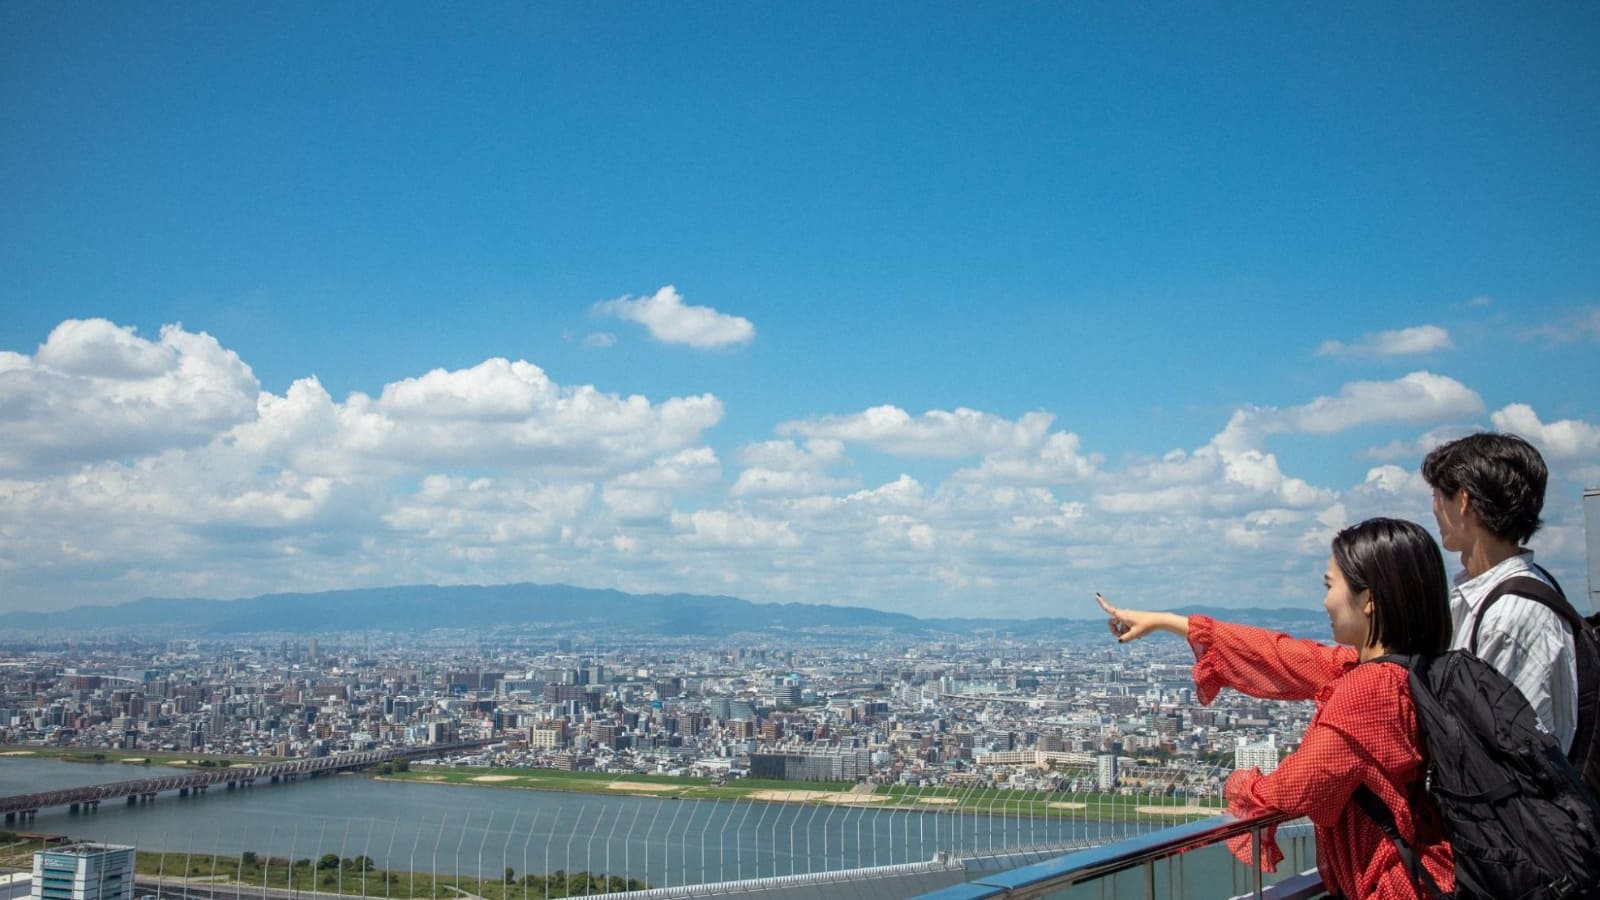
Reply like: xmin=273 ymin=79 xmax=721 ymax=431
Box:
xmin=1331 ymin=517 xmax=1451 ymax=655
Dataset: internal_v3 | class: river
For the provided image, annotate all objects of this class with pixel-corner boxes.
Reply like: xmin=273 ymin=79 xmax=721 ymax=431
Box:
xmin=1 ymin=756 xmax=1310 ymax=895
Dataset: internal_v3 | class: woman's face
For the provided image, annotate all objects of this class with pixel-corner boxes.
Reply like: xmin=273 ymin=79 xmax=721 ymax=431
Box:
xmin=1323 ymin=554 xmax=1373 ymax=648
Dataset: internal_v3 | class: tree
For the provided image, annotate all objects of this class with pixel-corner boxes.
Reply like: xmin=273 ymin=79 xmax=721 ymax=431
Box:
xmin=240 ymin=851 xmax=258 ymax=868
xmin=317 ymin=853 xmax=341 ymax=871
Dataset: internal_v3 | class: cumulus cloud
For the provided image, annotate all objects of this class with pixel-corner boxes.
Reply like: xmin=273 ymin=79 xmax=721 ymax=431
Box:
xmin=1217 ymin=372 xmax=1483 ymax=451
xmin=592 ymin=285 xmax=755 ymax=349
xmin=672 ymin=508 xmax=800 ymax=548
xmin=1091 ymin=372 xmax=1470 ymax=521
xmin=779 ymin=407 xmax=1053 ymax=458
xmin=1096 ymin=373 xmax=1476 ymax=521
xmin=731 ymin=439 xmax=853 ymax=497
xmin=1490 ymin=404 xmax=1600 ymax=462
xmin=953 ymin=431 xmax=1101 ymax=484
xmin=1317 ymin=324 xmax=1453 ymax=358
xmin=1359 ymin=425 xmax=1477 ymax=462
xmin=0 ymin=319 xmax=259 ymax=474
xmin=339 ymin=358 xmax=726 ymax=475
xmin=4 ymin=316 xmax=1593 ymax=620
xmin=602 ymin=448 xmax=724 ymax=522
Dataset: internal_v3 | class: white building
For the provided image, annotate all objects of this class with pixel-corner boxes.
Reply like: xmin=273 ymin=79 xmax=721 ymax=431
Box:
xmin=32 ymin=844 xmax=136 ymax=900
xmin=1095 ymin=752 xmax=1118 ymax=790
xmin=1235 ymin=734 xmax=1279 ymax=775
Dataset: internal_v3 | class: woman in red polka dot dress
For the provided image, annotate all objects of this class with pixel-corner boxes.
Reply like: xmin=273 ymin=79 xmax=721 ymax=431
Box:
xmin=1098 ymin=518 xmax=1455 ymax=899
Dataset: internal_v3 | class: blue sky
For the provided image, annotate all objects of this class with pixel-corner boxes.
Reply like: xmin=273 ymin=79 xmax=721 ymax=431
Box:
xmin=2 ymin=3 xmax=1597 ymax=618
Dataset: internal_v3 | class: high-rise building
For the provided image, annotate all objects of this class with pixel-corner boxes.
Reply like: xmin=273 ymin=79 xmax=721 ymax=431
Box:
xmin=1235 ymin=734 xmax=1279 ymax=775
xmin=1095 ymin=753 xmax=1119 ymax=790
xmin=32 ymin=844 xmax=135 ymax=900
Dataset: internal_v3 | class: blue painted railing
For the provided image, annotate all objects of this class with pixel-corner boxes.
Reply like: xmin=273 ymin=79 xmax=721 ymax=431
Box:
xmin=912 ymin=811 xmax=1324 ymax=900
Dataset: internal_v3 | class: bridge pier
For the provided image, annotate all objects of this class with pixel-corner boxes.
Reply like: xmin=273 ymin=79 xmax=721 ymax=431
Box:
xmin=180 ymin=787 xmax=189 ymax=797
xmin=127 ymin=796 xmax=137 ymax=806
xmin=4 ymin=812 xmax=13 ymax=824
xmin=70 ymin=802 xmax=79 ymax=814
xmin=226 ymin=781 xmax=236 ymax=790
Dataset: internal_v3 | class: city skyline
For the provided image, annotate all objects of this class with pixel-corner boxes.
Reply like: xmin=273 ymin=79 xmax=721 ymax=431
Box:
xmin=2 ymin=5 xmax=1597 ymax=617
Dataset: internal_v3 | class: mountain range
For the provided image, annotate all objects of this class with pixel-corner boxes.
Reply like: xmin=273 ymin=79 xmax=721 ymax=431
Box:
xmin=0 ymin=583 xmax=1332 ymax=640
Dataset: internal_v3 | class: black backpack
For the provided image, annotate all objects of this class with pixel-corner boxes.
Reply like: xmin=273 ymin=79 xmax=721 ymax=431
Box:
xmin=1469 ymin=566 xmax=1600 ymax=796
xmin=1355 ymin=652 xmax=1600 ymax=900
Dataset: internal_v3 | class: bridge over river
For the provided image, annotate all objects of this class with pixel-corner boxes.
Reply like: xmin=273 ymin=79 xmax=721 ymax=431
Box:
xmin=0 ymin=741 xmax=491 ymax=822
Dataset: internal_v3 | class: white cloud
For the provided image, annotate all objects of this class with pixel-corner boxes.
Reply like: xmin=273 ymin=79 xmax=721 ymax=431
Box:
xmin=0 ymin=320 xmax=259 ymax=474
xmin=953 ymin=431 xmax=1101 ymax=484
xmin=1490 ymin=404 xmax=1600 ymax=462
xmin=602 ymin=448 xmax=724 ymax=521
xmin=672 ymin=508 xmax=800 ymax=548
xmin=3 ymin=316 xmax=1593 ymax=620
xmin=1218 ymin=372 xmax=1483 ymax=451
xmin=1317 ymin=324 xmax=1453 ymax=358
xmin=582 ymin=332 xmax=617 ymax=349
xmin=592 ymin=285 xmax=755 ymax=349
xmin=731 ymin=439 xmax=853 ymax=497
xmin=337 ymin=358 xmax=726 ymax=475
xmin=1358 ymin=425 xmax=1478 ymax=462
xmin=779 ymin=407 xmax=1053 ymax=458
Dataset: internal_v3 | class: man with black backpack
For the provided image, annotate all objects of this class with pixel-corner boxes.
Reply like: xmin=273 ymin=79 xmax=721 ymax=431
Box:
xmin=1422 ymin=432 xmax=1600 ymax=789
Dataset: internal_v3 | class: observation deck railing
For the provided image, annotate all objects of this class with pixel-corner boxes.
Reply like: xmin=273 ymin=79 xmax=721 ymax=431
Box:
xmin=911 ymin=810 xmax=1323 ymax=900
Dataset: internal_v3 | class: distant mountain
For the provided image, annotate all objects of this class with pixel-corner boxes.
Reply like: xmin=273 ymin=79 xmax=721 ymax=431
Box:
xmin=0 ymin=584 xmax=1333 ymax=639
xmin=0 ymin=584 xmax=927 ymax=637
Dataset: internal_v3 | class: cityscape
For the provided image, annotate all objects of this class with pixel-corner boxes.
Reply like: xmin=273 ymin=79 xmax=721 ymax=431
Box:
xmin=4 ymin=3 xmax=1596 ymax=899
xmin=2 ymin=618 xmax=1297 ymax=799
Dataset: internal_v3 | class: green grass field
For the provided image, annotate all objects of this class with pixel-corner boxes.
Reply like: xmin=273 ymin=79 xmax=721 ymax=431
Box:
xmin=382 ymin=766 xmax=1223 ymax=821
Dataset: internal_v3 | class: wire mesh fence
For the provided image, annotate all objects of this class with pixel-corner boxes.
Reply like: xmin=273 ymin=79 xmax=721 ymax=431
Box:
xmin=3 ymin=763 xmax=1247 ymax=898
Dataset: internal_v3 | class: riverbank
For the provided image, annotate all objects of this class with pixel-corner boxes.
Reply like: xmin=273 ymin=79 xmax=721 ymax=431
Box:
xmin=378 ymin=767 xmax=1222 ymax=821
xmin=2 ymin=745 xmax=1221 ymax=823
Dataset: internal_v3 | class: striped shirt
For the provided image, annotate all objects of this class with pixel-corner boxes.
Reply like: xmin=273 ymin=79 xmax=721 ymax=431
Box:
xmin=1448 ymin=552 xmax=1577 ymax=752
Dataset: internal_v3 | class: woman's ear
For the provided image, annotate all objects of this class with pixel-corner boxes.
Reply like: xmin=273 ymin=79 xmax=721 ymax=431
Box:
xmin=1361 ymin=591 xmax=1374 ymax=617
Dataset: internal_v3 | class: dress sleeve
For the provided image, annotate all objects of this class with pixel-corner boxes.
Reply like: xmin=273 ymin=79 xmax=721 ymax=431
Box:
xmin=1189 ymin=615 xmax=1359 ymax=704
xmin=1222 ymin=666 xmax=1399 ymax=871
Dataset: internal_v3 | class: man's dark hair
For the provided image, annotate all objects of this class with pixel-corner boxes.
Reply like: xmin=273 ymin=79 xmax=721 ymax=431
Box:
xmin=1332 ymin=517 xmax=1451 ymax=655
xmin=1421 ymin=432 xmax=1548 ymax=545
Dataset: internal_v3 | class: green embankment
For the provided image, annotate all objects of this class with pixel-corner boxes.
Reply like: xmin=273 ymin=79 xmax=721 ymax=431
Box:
xmin=382 ymin=767 xmax=1222 ymax=821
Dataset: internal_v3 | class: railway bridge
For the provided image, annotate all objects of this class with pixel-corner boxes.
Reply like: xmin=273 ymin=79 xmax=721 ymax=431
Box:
xmin=1 ymin=741 xmax=491 ymax=822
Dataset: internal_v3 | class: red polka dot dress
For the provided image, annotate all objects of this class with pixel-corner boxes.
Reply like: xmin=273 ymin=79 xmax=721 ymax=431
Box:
xmin=1188 ymin=615 xmax=1454 ymax=899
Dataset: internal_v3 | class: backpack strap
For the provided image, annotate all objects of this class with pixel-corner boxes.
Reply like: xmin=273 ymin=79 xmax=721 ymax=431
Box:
xmin=1468 ymin=571 xmax=1599 ymax=773
xmin=1468 ymin=573 xmax=1582 ymax=653
xmin=1352 ymin=785 xmax=1448 ymax=900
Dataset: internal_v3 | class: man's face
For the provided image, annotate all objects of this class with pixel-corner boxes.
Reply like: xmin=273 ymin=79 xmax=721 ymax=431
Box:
xmin=1432 ymin=486 xmax=1469 ymax=553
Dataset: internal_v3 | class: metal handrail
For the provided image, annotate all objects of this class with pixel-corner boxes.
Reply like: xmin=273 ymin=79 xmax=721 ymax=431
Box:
xmin=912 ymin=810 xmax=1311 ymax=900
